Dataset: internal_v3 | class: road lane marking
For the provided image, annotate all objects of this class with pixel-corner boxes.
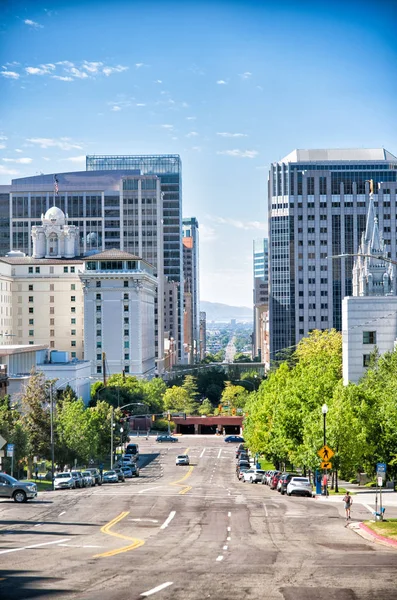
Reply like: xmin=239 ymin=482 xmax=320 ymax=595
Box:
xmin=58 ymin=544 xmax=102 ymax=548
xmin=217 ymin=449 xmax=222 ymax=459
xmin=216 ymin=555 xmax=224 ymax=561
xmin=362 ymin=503 xmax=374 ymax=514
xmin=129 ymin=518 xmax=159 ymax=523
xmin=160 ymin=511 xmax=176 ymax=530
xmin=227 ymin=526 xmax=231 ymax=532
xmin=94 ymin=511 xmax=144 ymax=558
xmin=141 ymin=582 xmax=173 ymax=597
xmin=138 ymin=487 xmax=162 ymax=494
xmin=263 ymin=503 xmax=268 ymax=517
xmin=34 ymin=523 xmax=42 ymax=527
xmin=0 ymin=538 xmax=70 ymax=555
xmin=228 ymin=511 xmax=231 ymax=517
xmin=170 ymin=465 xmax=194 ymax=495
xmin=200 ymin=448 xmax=206 ymax=458
xmin=223 ymin=545 xmax=228 ymax=550
xmin=227 ymin=536 xmax=231 ymax=541
xmin=58 ymin=511 xmax=66 ymax=517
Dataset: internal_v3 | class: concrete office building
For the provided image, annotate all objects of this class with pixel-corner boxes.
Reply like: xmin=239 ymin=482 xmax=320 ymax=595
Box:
xmin=1 ymin=169 xmax=165 ymax=366
xmin=253 ymin=238 xmax=269 ymax=361
xmin=86 ymin=155 xmax=184 ymax=361
xmin=183 ymin=217 xmax=200 ymax=363
xmin=268 ymin=148 xmax=397 ymax=358
xmin=199 ymin=311 xmax=206 ymax=361
xmin=343 ymin=186 xmax=397 ymax=384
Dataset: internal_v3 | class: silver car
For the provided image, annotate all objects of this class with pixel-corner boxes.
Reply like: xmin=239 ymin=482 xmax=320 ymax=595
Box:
xmin=0 ymin=473 xmax=37 ymax=503
xmin=54 ymin=472 xmax=76 ymax=490
xmin=176 ymin=455 xmax=190 ymax=466
xmin=81 ymin=471 xmax=94 ymax=487
xmin=102 ymin=470 xmax=118 ymax=483
xmin=286 ymin=477 xmax=313 ymax=497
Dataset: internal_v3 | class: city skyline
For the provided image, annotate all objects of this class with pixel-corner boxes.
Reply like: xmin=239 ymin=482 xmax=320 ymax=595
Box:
xmin=1 ymin=0 xmax=396 ymax=306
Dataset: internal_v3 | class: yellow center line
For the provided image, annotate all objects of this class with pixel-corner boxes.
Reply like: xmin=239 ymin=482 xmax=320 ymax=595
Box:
xmin=170 ymin=464 xmax=194 ymax=495
xmin=94 ymin=511 xmax=145 ymax=558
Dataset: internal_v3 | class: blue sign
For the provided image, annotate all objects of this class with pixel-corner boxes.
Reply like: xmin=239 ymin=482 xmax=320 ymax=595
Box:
xmin=377 ymin=462 xmax=387 ymax=474
xmin=6 ymin=444 xmax=14 ymax=451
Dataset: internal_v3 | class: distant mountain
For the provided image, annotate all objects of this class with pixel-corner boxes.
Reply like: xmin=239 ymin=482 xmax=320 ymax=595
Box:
xmin=200 ymin=301 xmax=252 ymax=322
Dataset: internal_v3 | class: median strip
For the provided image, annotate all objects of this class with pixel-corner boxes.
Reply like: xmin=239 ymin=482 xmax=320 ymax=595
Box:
xmin=94 ymin=511 xmax=145 ymax=558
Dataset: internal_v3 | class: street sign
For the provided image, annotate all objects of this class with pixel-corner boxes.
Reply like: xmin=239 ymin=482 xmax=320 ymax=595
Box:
xmin=377 ymin=462 xmax=387 ymax=481
xmin=377 ymin=476 xmax=384 ymax=487
xmin=0 ymin=434 xmax=6 ymax=450
xmin=318 ymin=445 xmax=335 ymax=461
xmin=6 ymin=443 xmax=14 ymax=457
xmin=320 ymin=461 xmax=332 ymax=469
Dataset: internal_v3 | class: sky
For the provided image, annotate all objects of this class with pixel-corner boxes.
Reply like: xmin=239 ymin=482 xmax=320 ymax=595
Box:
xmin=0 ymin=0 xmax=396 ymax=307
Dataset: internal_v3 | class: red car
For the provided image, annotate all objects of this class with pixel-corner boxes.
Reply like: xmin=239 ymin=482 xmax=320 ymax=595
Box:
xmin=270 ymin=471 xmax=282 ymax=490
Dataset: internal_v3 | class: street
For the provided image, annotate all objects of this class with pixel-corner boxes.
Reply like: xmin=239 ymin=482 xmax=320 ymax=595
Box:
xmin=1 ymin=436 xmax=397 ymax=600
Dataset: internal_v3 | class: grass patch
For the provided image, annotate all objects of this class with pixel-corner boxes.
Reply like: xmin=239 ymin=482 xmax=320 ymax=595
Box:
xmin=259 ymin=459 xmax=275 ymax=470
xmin=25 ymin=479 xmax=53 ymax=492
xmin=328 ymin=486 xmax=349 ymax=495
xmin=365 ymin=519 xmax=397 ymax=541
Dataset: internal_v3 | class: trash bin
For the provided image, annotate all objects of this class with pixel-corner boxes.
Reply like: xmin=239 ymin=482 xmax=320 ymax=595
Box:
xmin=386 ymin=480 xmax=395 ymax=491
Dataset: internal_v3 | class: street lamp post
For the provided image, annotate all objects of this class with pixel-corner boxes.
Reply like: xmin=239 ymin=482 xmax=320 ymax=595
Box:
xmin=322 ymin=403 xmax=328 ymax=496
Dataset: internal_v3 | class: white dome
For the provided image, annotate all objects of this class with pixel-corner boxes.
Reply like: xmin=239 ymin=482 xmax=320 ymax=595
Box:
xmin=44 ymin=206 xmax=65 ymax=225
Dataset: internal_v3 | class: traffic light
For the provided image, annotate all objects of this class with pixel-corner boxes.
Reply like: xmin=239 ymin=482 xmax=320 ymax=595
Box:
xmin=167 ymin=413 xmax=171 ymax=421
xmin=218 ymin=404 xmax=222 ymax=412
xmin=232 ymin=408 xmax=236 ymax=416
xmin=152 ymin=414 xmax=156 ymax=422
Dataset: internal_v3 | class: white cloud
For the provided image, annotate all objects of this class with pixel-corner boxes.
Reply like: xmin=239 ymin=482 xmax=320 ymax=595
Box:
xmin=111 ymin=106 xmax=121 ymax=112
xmin=217 ymin=149 xmax=258 ymax=159
xmin=15 ymin=149 xmax=22 ymax=153
xmin=82 ymin=61 xmax=103 ymax=73
xmin=56 ymin=61 xmax=75 ymax=67
xmin=191 ymin=146 xmax=202 ymax=152
xmin=69 ymin=67 xmax=88 ymax=79
xmin=136 ymin=103 xmax=146 ymax=107
xmin=26 ymin=64 xmax=55 ymax=76
xmin=160 ymin=124 xmax=174 ymax=130
xmin=0 ymin=165 xmax=19 ymax=175
xmin=63 ymin=155 xmax=86 ymax=163
xmin=26 ymin=137 xmax=83 ymax=151
xmin=257 ymin=85 xmax=263 ymax=91
xmin=135 ymin=63 xmax=145 ymax=68
xmin=3 ymin=157 xmax=33 ymax=164
xmin=154 ymin=79 xmax=162 ymax=84
xmin=1 ymin=70 xmax=20 ymax=79
xmin=24 ymin=19 xmax=43 ymax=29
xmin=200 ymin=224 xmax=217 ymax=242
xmin=239 ymin=71 xmax=252 ymax=79
xmin=186 ymin=131 xmax=198 ymax=138
xmin=216 ymin=80 xmax=227 ymax=85
xmin=217 ymin=132 xmax=247 ymax=138
xmin=211 ymin=215 xmax=265 ymax=230
xmin=42 ymin=157 xmax=51 ymax=161
xmin=0 ymin=136 xmax=8 ymax=141
xmin=0 ymin=144 xmax=6 ymax=150
xmin=186 ymin=116 xmax=196 ymax=120
xmin=52 ymin=75 xmax=73 ymax=82
xmin=103 ymin=65 xmax=128 ymax=76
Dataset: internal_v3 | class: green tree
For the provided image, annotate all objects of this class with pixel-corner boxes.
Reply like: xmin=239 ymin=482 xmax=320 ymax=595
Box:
xmin=198 ymin=398 xmax=213 ymax=416
xmin=181 ymin=375 xmax=200 ymax=414
xmin=221 ymin=384 xmax=250 ymax=411
xmin=163 ymin=386 xmax=190 ymax=413
xmin=21 ymin=371 xmax=52 ymax=474
xmin=56 ymin=399 xmax=95 ymax=467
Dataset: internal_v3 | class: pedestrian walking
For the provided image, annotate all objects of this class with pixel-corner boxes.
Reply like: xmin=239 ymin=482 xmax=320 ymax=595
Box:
xmin=322 ymin=473 xmax=328 ymax=496
xmin=343 ymin=490 xmax=353 ymax=523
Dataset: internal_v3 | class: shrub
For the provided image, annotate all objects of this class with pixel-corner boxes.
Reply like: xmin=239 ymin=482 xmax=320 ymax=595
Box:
xmin=151 ymin=418 xmax=175 ymax=432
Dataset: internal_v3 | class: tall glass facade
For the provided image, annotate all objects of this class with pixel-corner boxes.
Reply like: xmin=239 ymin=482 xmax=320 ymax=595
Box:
xmin=86 ymin=155 xmax=183 ymax=360
xmin=269 ymin=149 xmax=397 ymax=359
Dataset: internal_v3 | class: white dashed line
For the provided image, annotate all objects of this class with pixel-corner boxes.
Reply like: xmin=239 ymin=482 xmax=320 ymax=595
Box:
xmin=129 ymin=518 xmax=159 ymax=523
xmin=200 ymin=448 xmax=206 ymax=458
xmin=160 ymin=511 xmax=176 ymax=530
xmin=227 ymin=526 xmax=231 ymax=532
xmin=140 ymin=582 xmax=173 ymax=597
xmin=34 ymin=523 xmax=42 ymax=527
xmin=216 ymin=555 xmax=224 ymax=562
xmin=228 ymin=511 xmax=231 ymax=517
xmin=0 ymin=538 xmax=70 ymax=555
xmin=227 ymin=536 xmax=231 ymax=541
xmin=223 ymin=545 xmax=228 ymax=550
xmin=58 ymin=511 xmax=66 ymax=517
xmin=263 ymin=503 xmax=268 ymax=517
xmin=217 ymin=449 xmax=222 ymax=459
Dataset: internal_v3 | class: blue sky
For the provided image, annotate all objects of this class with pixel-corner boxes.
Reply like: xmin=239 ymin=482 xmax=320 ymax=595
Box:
xmin=1 ymin=0 xmax=396 ymax=306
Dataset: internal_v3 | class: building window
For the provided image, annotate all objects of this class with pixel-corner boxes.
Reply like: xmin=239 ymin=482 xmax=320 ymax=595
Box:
xmin=96 ymin=293 xmax=101 ymax=300
xmin=96 ymin=341 xmax=102 ymax=348
xmin=124 ymin=341 xmax=129 ymax=348
xmin=50 ymin=341 xmax=55 ymax=348
xmin=124 ymin=317 xmax=129 ymax=324
xmin=28 ymin=296 xmax=33 ymax=303
xmin=28 ymin=284 xmax=33 ymax=291
xmin=71 ymin=340 xmax=76 ymax=347
xmin=124 ymin=305 xmax=129 ymax=312
xmin=97 ymin=366 xmax=102 ymax=374
xmin=363 ymin=331 xmax=376 ymax=344
xmin=71 ymin=318 xmax=76 ymax=325
xmin=29 ymin=307 xmax=34 ymax=314
xmin=50 ymin=284 xmax=54 ymax=291
xmin=71 ymin=329 xmax=76 ymax=336
xmin=96 ymin=318 xmax=101 ymax=324
xmin=96 ymin=281 xmax=101 ymax=288
xmin=50 ymin=296 xmax=54 ymax=303
xmin=50 ymin=329 xmax=55 ymax=337
xmin=71 ymin=284 xmax=76 ymax=290
xmin=64 ymin=266 xmax=68 ymax=273
xmin=28 ymin=267 xmax=33 ymax=274
xmin=50 ymin=307 xmax=55 ymax=314
xmin=124 ymin=353 xmax=129 ymax=360
xmin=124 ymin=365 xmax=130 ymax=373
xmin=96 ymin=305 xmax=101 ymax=312
xmin=29 ymin=341 xmax=34 ymax=345
xmin=71 ymin=267 xmax=75 ymax=273
xmin=50 ymin=318 xmax=54 ymax=325
xmin=96 ymin=330 xmax=101 ymax=337
xmin=124 ymin=281 xmax=129 ymax=288
xmin=71 ymin=296 xmax=76 ymax=302
xmin=124 ymin=293 xmax=129 ymax=300
xmin=71 ymin=352 xmax=76 ymax=358
xmin=29 ymin=330 xmax=34 ymax=336
xmin=97 ymin=353 xmax=101 ymax=360
xmin=35 ymin=267 xmax=40 ymax=273
xmin=71 ymin=307 xmax=76 ymax=313
xmin=50 ymin=267 xmax=54 ymax=274
xmin=363 ymin=354 xmax=371 ymax=367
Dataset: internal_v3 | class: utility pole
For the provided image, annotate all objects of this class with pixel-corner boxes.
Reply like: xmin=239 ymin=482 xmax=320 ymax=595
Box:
xmin=110 ymin=406 xmax=114 ymax=469
xmin=50 ymin=383 xmax=55 ymax=491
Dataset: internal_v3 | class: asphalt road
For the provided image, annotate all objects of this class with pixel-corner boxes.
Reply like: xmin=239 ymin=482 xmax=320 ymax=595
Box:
xmin=1 ymin=436 xmax=397 ymax=600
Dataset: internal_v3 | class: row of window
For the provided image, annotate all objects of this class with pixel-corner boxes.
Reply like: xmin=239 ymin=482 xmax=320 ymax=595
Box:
xmin=27 ymin=266 xmax=76 ymax=274
xmin=27 ymin=307 xmax=76 ymax=314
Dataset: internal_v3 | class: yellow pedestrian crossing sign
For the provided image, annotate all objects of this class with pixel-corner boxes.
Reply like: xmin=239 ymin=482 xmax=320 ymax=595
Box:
xmin=320 ymin=461 xmax=332 ymax=469
xmin=318 ymin=445 xmax=334 ymax=461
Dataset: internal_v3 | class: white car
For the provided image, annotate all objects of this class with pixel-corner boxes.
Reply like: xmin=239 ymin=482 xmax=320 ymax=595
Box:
xmin=54 ymin=472 xmax=75 ymax=490
xmin=286 ymin=477 xmax=313 ymax=497
xmin=176 ymin=455 xmax=190 ymax=466
xmin=242 ymin=469 xmax=265 ymax=483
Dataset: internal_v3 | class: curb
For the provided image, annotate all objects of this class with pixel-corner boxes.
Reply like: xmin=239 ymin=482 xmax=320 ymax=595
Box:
xmin=357 ymin=522 xmax=397 ymax=548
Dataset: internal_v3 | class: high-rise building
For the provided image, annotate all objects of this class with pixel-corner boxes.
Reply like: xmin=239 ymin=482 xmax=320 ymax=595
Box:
xmin=86 ymin=154 xmax=184 ymax=360
xmin=182 ymin=217 xmax=199 ymax=363
xmin=253 ymin=238 xmax=269 ymax=362
xmin=268 ymin=148 xmax=397 ymax=358
xmin=199 ymin=311 xmax=206 ymax=361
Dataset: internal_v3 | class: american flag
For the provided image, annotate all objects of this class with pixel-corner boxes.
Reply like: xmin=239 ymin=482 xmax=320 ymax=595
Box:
xmin=54 ymin=175 xmax=59 ymax=196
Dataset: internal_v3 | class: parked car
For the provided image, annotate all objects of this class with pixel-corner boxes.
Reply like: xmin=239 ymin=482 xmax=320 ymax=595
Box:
xmin=0 ymin=473 xmax=37 ymax=503
xmin=270 ymin=472 xmax=282 ymax=490
xmin=70 ymin=471 xmax=84 ymax=488
xmin=85 ymin=468 xmax=102 ymax=486
xmin=129 ymin=463 xmax=140 ymax=477
xmin=54 ymin=472 xmax=76 ymax=490
xmin=261 ymin=471 xmax=271 ymax=484
xmin=237 ymin=467 xmax=250 ymax=480
xmin=224 ymin=435 xmax=245 ymax=443
xmin=114 ymin=468 xmax=125 ymax=482
xmin=120 ymin=455 xmax=135 ymax=466
xmin=156 ymin=435 xmax=178 ymax=443
xmin=278 ymin=473 xmax=294 ymax=495
xmin=286 ymin=477 xmax=313 ymax=497
xmin=237 ymin=453 xmax=249 ymax=463
xmin=236 ymin=460 xmax=250 ymax=473
xmin=242 ymin=469 xmax=266 ymax=484
xmin=120 ymin=466 xmax=133 ymax=478
xmin=81 ymin=471 xmax=94 ymax=487
xmin=125 ymin=444 xmax=139 ymax=460
xmin=176 ymin=454 xmax=190 ymax=466
xmin=102 ymin=470 xmax=119 ymax=483
xmin=265 ymin=470 xmax=278 ymax=485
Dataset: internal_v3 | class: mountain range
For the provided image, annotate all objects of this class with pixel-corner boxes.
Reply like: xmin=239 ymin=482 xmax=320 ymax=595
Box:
xmin=200 ymin=301 xmax=253 ymax=322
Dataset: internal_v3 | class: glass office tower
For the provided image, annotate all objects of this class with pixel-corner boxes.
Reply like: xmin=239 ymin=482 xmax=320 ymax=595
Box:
xmin=86 ymin=155 xmax=183 ymax=360
xmin=268 ymin=148 xmax=397 ymax=359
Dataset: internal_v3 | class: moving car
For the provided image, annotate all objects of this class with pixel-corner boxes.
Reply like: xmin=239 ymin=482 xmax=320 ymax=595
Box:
xmin=0 ymin=473 xmax=37 ymax=503
xmin=176 ymin=454 xmax=190 ymax=466
xmin=224 ymin=435 xmax=245 ymax=443
xmin=125 ymin=444 xmax=139 ymax=460
xmin=102 ymin=470 xmax=119 ymax=483
xmin=156 ymin=435 xmax=178 ymax=443
xmin=242 ymin=468 xmax=266 ymax=484
xmin=287 ymin=477 xmax=313 ymax=497
xmin=54 ymin=472 xmax=76 ymax=490
xmin=86 ymin=468 xmax=102 ymax=486
xmin=81 ymin=471 xmax=94 ymax=487
xmin=114 ymin=468 xmax=125 ymax=482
